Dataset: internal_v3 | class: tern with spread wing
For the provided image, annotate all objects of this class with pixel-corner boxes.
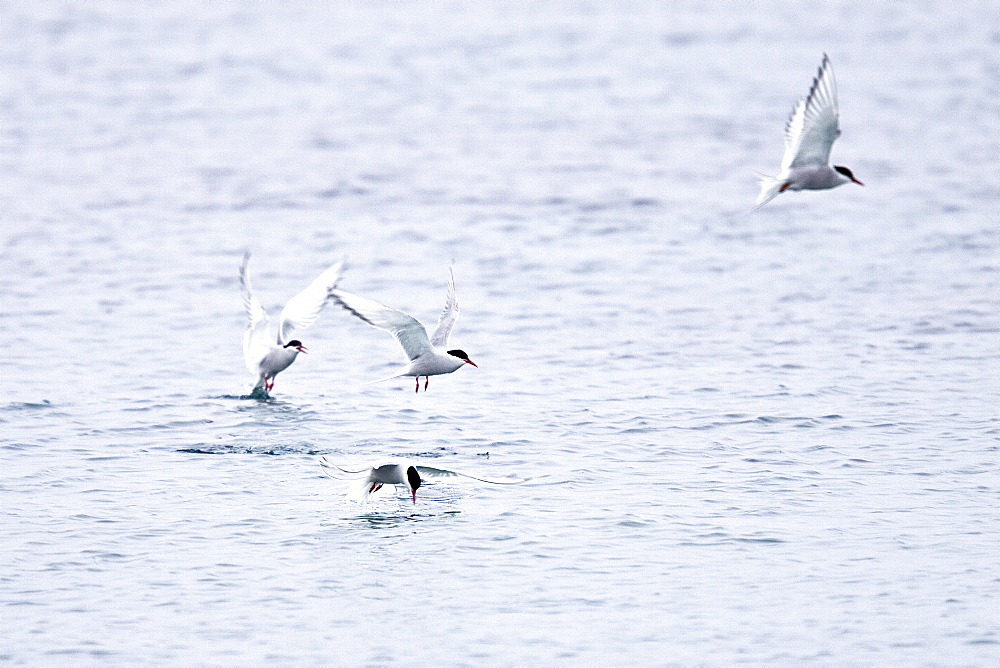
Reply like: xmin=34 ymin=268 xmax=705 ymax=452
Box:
xmin=754 ymin=54 xmax=863 ymax=210
xmin=239 ymin=252 xmax=343 ymax=396
xmin=329 ymin=269 xmax=477 ymax=392
xmin=319 ymin=456 xmax=521 ymax=503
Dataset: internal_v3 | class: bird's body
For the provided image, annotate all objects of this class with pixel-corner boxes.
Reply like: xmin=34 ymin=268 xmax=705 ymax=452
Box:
xmin=754 ymin=54 xmax=863 ymax=210
xmin=254 ymin=346 xmax=300 ymax=383
xmin=778 ymin=163 xmax=852 ymax=191
xmin=239 ymin=253 xmax=343 ymax=396
xmin=405 ymin=351 xmax=467 ymax=378
xmin=330 ymin=269 xmax=477 ymax=392
xmin=319 ymin=456 xmax=520 ymax=503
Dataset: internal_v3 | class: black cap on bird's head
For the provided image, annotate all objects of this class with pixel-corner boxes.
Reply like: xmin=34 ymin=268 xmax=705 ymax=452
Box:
xmin=284 ymin=339 xmax=308 ymax=353
xmin=834 ymin=165 xmax=864 ymax=186
xmin=406 ymin=465 xmax=422 ymax=503
xmin=447 ymin=349 xmax=478 ymax=368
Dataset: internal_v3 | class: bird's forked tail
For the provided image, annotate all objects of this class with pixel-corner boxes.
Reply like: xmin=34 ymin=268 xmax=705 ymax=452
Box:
xmin=753 ymin=175 xmax=788 ymax=211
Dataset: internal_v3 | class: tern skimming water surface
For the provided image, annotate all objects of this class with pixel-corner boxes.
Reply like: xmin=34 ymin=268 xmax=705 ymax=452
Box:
xmin=239 ymin=253 xmax=343 ymax=396
xmin=319 ymin=456 xmax=521 ymax=503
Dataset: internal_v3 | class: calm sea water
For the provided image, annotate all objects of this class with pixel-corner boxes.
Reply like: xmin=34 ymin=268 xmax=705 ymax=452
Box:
xmin=3 ymin=1 xmax=999 ymax=663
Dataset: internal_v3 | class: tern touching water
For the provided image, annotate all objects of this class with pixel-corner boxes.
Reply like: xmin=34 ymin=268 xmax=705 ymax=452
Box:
xmin=754 ymin=53 xmax=863 ymax=210
xmin=329 ymin=269 xmax=477 ymax=392
xmin=319 ymin=456 xmax=521 ymax=504
xmin=239 ymin=252 xmax=343 ymax=396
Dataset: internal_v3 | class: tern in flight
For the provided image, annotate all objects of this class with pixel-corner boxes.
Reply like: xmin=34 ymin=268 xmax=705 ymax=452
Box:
xmin=329 ymin=269 xmax=477 ymax=392
xmin=754 ymin=53 xmax=863 ymax=210
xmin=239 ymin=252 xmax=343 ymax=396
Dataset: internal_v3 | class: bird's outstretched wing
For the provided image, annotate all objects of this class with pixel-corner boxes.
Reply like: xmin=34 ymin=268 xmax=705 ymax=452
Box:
xmin=415 ymin=466 xmax=524 ymax=484
xmin=318 ymin=456 xmax=370 ymax=479
xmin=239 ymin=253 xmax=273 ymax=374
xmin=329 ymin=289 xmax=433 ymax=361
xmin=781 ymin=53 xmax=841 ymax=172
xmin=430 ymin=268 xmax=460 ymax=348
xmin=277 ymin=260 xmax=344 ymax=345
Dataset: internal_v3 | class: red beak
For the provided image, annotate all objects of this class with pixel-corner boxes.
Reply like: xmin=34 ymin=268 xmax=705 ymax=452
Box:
xmin=296 ymin=346 xmax=308 ymax=354
xmin=411 ymin=489 xmax=417 ymax=504
xmin=465 ymin=359 xmax=478 ymax=368
xmin=852 ymin=177 xmax=864 ymax=186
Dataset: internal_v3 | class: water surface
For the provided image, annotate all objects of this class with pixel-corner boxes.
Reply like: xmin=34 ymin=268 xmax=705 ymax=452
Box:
xmin=2 ymin=1 xmax=999 ymax=663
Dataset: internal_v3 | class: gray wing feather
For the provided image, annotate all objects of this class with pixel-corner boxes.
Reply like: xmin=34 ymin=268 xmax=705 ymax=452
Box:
xmin=429 ymin=268 xmax=460 ymax=348
xmin=415 ymin=466 xmax=523 ymax=484
xmin=329 ymin=289 xmax=433 ymax=361
xmin=318 ymin=456 xmax=370 ymax=478
xmin=781 ymin=53 xmax=841 ymax=172
xmin=277 ymin=260 xmax=344 ymax=345
xmin=239 ymin=253 xmax=273 ymax=374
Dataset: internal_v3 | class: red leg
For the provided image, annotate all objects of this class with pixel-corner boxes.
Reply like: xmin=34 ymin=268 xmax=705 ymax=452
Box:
xmin=415 ymin=377 xmax=420 ymax=392
xmin=779 ymin=182 xmax=791 ymax=193
xmin=424 ymin=377 xmax=429 ymax=391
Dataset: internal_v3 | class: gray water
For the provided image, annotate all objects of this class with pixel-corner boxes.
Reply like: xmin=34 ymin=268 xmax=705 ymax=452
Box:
xmin=3 ymin=1 xmax=999 ymax=664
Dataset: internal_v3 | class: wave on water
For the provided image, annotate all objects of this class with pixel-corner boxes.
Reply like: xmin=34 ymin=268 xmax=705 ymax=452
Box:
xmin=215 ymin=388 xmax=272 ymax=401
xmin=177 ymin=442 xmax=325 ymax=456
xmin=1 ymin=400 xmax=55 ymax=411
xmin=330 ymin=509 xmax=461 ymax=529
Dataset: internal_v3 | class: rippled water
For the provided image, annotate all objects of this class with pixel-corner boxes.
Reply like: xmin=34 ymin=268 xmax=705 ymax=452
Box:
xmin=3 ymin=1 xmax=999 ymax=663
